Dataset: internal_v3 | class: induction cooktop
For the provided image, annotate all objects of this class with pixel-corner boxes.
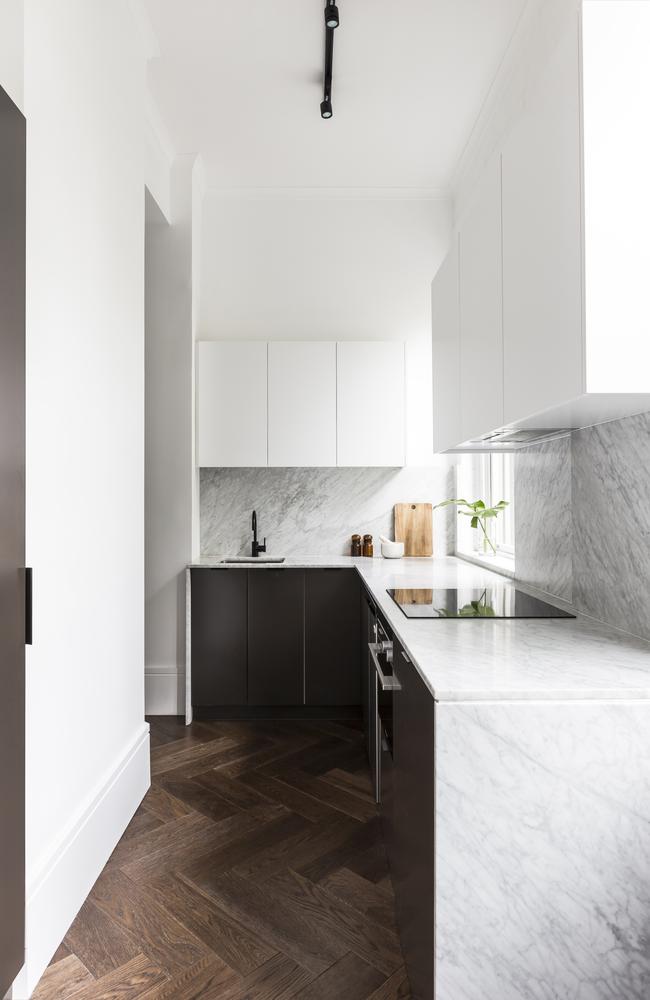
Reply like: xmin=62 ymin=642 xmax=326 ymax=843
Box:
xmin=386 ymin=586 xmax=576 ymax=619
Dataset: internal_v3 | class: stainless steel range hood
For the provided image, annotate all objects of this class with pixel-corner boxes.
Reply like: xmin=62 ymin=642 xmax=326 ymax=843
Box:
xmin=448 ymin=427 xmax=572 ymax=452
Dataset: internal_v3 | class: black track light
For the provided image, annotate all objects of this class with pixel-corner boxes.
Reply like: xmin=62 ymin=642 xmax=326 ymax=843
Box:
xmin=325 ymin=1 xmax=339 ymax=28
xmin=320 ymin=1 xmax=339 ymax=119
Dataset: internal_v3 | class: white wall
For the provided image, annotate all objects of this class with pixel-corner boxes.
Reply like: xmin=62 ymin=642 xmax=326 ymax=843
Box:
xmin=197 ymin=191 xmax=452 ymax=465
xmin=12 ymin=3 xmax=149 ymax=994
xmin=145 ymin=161 xmax=194 ymax=715
xmin=0 ymin=0 xmax=24 ymax=111
xmin=144 ymin=96 xmax=174 ymax=224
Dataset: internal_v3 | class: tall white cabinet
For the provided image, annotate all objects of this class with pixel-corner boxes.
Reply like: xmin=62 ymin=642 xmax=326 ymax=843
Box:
xmin=431 ymin=239 xmax=460 ymax=454
xmin=197 ymin=341 xmax=267 ymax=467
xmin=432 ymin=0 xmax=650 ymax=452
xmin=459 ymin=155 xmax=504 ymax=442
xmin=337 ymin=341 xmax=406 ymax=467
xmin=581 ymin=0 xmax=650 ymax=394
xmin=501 ymin=18 xmax=583 ymax=426
xmin=268 ymin=342 xmax=336 ymax=467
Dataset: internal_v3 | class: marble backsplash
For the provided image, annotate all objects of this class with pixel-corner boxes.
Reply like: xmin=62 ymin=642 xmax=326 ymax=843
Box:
xmin=515 ymin=436 xmax=573 ymax=602
xmin=515 ymin=410 xmax=650 ymax=641
xmin=200 ymin=464 xmax=456 ymax=559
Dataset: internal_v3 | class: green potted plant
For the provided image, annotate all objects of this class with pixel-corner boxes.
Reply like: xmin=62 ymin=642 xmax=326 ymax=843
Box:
xmin=434 ymin=497 xmax=509 ymax=555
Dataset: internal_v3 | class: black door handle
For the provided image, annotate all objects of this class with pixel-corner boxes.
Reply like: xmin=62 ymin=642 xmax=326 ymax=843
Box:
xmin=25 ymin=567 xmax=32 ymax=645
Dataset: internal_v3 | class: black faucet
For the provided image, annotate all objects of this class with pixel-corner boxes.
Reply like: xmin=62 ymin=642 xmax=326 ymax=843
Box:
xmin=251 ymin=510 xmax=266 ymax=558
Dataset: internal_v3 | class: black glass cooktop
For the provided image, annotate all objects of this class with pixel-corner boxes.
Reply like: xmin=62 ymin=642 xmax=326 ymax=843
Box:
xmin=386 ymin=587 xmax=575 ymax=619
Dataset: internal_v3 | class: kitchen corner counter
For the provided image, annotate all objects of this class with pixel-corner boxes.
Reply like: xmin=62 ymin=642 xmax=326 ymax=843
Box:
xmin=188 ymin=555 xmax=650 ymax=703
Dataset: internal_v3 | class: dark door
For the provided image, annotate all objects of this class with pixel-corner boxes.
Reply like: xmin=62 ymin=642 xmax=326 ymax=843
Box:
xmin=391 ymin=639 xmax=435 ymax=1000
xmin=191 ymin=569 xmax=247 ymax=707
xmin=304 ymin=569 xmax=361 ymax=705
xmin=248 ymin=569 xmax=304 ymax=705
xmin=0 ymin=84 xmax=26 ymax=998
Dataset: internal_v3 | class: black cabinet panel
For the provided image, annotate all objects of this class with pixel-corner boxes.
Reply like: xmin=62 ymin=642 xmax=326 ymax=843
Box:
xmin=248 ymin=570 xmax=304 ymax=705
xmin=191 ymin=569 xmax=247 ymax=706
xmin=305 ymin=569 xmax=361 ymax=706
xmin=391 ymin=639 xmax=435 ymax=1000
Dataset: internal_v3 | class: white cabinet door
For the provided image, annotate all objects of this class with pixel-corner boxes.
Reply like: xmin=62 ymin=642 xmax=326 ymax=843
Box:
xmin=197 ymin=341 xmax=267 ymax=467
xmin=459 ymin=155 xmax=503 ymax=443
xmin=431 ymin=239 xmax=461 ymax=453
xmin=337 ymin=342 xmax=405 ymax=467
xmin=268 ymin=342 xmax=336 ymax=466
xmin=582 ymin=0 xmax=650 ymax=393
xmin=501 ymin=13 xmax=583 ymax=425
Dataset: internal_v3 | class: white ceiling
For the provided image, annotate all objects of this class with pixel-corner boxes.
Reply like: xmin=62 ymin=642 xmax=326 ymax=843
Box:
xmin=143 ymin=0 xmax=528 ymax=190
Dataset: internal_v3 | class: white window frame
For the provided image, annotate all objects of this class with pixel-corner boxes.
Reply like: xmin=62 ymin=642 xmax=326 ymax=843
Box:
xmin=455 ymin=453 xmax=515 ymax=564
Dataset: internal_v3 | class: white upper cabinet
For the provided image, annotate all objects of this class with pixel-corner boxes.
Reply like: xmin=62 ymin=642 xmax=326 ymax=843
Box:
xmin=431 ymin=238 xmax=461 ymax=454
xmin=268 ymin=342 xmax=336 ymax=467
xmin=432 ymin=1 xmax=650 ymax=451
xmin=197 ymin=341 xmax=267 ymax=467
xmin=501 ymin=16 xmax=583 ymax=426
xmin=337 ymin=342 xmax=405 ymax=467
xmin=582 ymin=0 xmax=650 ymax=393
xmin=459 ymin=155 xmax=504 ymax=442
xmin=198 ymin=340 xmax=406 ymax=467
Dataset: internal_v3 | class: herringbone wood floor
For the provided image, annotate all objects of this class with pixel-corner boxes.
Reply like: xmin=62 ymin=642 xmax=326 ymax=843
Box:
xmin=34 ymin=717 xmax=411 ymax=999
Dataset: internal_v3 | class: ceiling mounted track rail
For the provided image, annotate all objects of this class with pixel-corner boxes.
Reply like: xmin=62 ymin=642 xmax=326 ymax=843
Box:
xmin=320 ymin=0 xmax=340 ymax=119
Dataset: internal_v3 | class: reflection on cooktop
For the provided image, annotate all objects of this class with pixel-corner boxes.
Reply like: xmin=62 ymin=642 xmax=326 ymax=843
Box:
xmin=387 ymin=587 xmax=575 ymax=619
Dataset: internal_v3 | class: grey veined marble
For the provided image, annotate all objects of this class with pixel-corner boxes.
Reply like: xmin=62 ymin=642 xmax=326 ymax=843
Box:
xmin=514 ymin=410 xmax=650 ymax=641
xmin=515 ymin=436 xmax=573 ymax=602
xmin=572 ymin=411 xmax=650 ymax=641
xmin=436 ymin=699 xmax=650 ymax=1000
xmin=200 ymin=464 xmax=456 ymax=558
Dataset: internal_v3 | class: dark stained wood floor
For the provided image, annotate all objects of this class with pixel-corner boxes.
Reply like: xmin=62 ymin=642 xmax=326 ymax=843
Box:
xmin=34 ymin=717 xmax=411 ymax=1000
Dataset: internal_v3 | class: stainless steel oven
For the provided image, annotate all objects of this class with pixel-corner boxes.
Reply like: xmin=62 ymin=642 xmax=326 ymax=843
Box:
xmin=368 ymin=613 xmax=401 ymax=804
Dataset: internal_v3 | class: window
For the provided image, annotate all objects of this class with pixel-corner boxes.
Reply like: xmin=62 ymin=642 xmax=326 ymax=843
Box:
xmin=455 ymin=453 xmax=515 ymax=562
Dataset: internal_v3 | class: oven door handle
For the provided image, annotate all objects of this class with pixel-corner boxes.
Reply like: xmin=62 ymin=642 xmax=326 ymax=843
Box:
xmin=368 ymin=642 xmax=401 ymax=691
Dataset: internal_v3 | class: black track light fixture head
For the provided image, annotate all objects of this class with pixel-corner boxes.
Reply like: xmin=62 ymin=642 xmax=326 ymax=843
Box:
xmin=325 ymin=1 xmax=339 ymax=29
xmin=320 ymin=0 xmax=339 ymax=119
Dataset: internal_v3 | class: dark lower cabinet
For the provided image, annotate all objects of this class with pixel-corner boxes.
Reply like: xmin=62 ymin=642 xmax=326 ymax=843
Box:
xmin=390 ymin=638 xmax=436 ymax=1000
xmin=248 ymin=569 xmax=304 ymax=705
xmin=191 ymin=569 xmax=247 ymax=706
xmin=305 ymin=569 xmax=361 ymax=705
xmin=191 ymin=566 xmax=364 ymax=716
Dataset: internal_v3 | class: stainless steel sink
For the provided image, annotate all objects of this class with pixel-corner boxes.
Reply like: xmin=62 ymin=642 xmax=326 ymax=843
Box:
xmin=222 ymin=556 xmax=286 ymax=564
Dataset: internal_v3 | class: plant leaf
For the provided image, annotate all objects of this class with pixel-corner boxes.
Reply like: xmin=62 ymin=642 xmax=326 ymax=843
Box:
xmin=433 ymin=498 xmax=469 ymax=510
xmin=470 ymin=515 xmax=478 ymax=528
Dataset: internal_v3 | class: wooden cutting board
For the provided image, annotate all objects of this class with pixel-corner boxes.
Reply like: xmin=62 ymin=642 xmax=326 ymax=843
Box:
xmin=392 ymin=588 xmax=434 ymax=605
xmin=394 ymin=503 xmax=433 ymax=557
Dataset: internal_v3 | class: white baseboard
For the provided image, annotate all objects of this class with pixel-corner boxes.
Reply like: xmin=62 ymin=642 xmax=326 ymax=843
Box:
xmin=145 ymin=668 xmax=185 ymax=715
xmin=11 ymin=725 xmax=150 ymax=999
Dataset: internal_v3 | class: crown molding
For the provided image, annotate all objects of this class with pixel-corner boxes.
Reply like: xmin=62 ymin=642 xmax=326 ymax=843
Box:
xmin=200 ymin=184 xmax=451 ymax=203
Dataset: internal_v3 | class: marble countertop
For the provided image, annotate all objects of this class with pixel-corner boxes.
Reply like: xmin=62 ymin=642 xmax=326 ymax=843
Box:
xmin=189 ymin=556 xmax=650 ymax=702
